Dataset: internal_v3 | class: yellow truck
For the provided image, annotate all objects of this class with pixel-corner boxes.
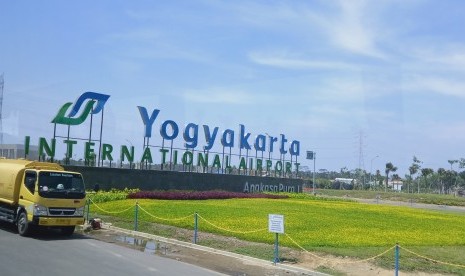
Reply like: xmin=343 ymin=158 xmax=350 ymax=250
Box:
xmin=0 ymin=159 xmax=86 ymax=236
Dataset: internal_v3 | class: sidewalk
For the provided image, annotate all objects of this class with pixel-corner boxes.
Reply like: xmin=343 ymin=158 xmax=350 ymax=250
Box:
xmin=82 ymin=223 xmax=328 ymax=276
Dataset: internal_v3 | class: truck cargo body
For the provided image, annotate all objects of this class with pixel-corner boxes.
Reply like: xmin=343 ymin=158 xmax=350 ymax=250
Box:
xmin=0 ymin=159 xmax=86 ymax=236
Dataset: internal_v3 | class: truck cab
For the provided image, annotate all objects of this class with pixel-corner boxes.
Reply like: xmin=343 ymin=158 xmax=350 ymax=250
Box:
xmin=0 ymin=159 xmax=86 ymax=236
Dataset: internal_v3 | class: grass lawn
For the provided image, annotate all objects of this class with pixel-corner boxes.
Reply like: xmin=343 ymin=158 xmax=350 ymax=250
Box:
xmin=88 ymin=193 xmax=465 ymax=274
xmin=317 ymin=189 xmax=465 ymax=206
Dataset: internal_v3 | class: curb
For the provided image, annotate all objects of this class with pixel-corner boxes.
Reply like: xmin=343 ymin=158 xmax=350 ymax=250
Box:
xmin=88 ymin=223 xmax=327 ymax=276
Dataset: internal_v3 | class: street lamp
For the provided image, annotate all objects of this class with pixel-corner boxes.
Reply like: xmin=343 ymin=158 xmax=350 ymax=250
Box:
xmin=306 ymin=151 xmax=316 ymax=194
xmin=312 ymin=152 xmax=316 ymax=194
xmin=370 ymin=155 xmax=379 ymax=187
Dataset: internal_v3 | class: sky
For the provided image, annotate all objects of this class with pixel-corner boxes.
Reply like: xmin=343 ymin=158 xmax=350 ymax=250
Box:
xmin=1 ymin=0 xmax=465 ymax=176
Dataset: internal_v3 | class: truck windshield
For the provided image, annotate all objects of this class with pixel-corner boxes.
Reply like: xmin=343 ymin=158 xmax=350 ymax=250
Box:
xmin=38 ymin=171 xmax=86 ymax=199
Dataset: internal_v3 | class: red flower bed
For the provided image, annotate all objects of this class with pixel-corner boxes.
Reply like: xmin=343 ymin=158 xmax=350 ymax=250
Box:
xmin=127 ymin=190 xmax=288 ymax=200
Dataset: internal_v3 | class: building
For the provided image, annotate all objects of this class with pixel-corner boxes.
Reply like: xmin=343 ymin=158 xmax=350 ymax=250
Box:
xmin=388 ymin=180 xmax=403 ymax=191
xmin=0 ymin=144 xmax=39 ymax=160
xmin=334 ymin=178 xmax=355 ymax=185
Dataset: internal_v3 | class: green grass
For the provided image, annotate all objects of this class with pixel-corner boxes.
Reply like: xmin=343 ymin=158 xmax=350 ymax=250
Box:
xmin=315 ymin=266 xmax=346 ymax=276
xmin=90 ymin=197 xmax=465 ymax=247
xmin=88 ymin=195 xmax=465 ymax=274
xmin=317 ymin=189 xmax=465 ymax=206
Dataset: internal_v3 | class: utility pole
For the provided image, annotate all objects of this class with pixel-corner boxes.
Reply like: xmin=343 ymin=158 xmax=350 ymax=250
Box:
xmin=357 ymin=130 xmax=365 ymax=189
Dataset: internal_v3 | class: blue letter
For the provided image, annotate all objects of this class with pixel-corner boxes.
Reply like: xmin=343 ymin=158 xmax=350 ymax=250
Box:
xmin=203 ymin=125 xmax=219 ymax=151
xmin=239 ymin=124 xmax=251 ymax=150
xmin=137 ymin=106 xmax=160 ymax=138
xmin=279 ymin=134 xmax=288 ymax=154
xmin=221 ymin=129 xmax=235 ymax=147
xmin=254 ymin=135 xmax=266 ymax=152
xmin=183 ymin=123 xmax=198 ymax=148
xmin=269 ymin=135 xmax=278 ymax=153
xmin=290 ymin=140 xmax=300 ymax=156
xmin=160 ymin=120 xmax=179 ymax=140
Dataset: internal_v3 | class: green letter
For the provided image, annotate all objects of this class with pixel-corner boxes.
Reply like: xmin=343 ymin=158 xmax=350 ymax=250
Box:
xmin=294 ymin=162 xmax=300 ymax=173
xmin=266 ymin=160 xmax=272 ymax=171
xmin=256 ymin=159 xmax=263 ymax=171
xmin=85 ymin=142 xmax=95 ymax=160
xmin=212 ymin=154 xmax=221 ymax=169
xmin=285 ymin=162 xmax=292 ymax=175
xmin=24 ymin=136 xmax=30 ymax=156
xmin=141 ymin=147 xmax=153 ymax=163
xmin=182 ymin=151 xmax=193 ymax=165
xmin=239 ymin=157 xmax=247 ymax=171
xmin=275 ymin=161 xmax=283 ymax=175
xmin=160 ymin=149 xmax=169 ymax=164
xmin=101 ymin=144 xmax=113 ymax=161
xmin=39 ymin=138 xmax=56 ymax=158
xmin=197 ymin=152 xmax=208 ymax=167
xmin=120 ymin=145 xmax=134 ymax=163
xmin=64 ymin=139 xmax=77 ymax=158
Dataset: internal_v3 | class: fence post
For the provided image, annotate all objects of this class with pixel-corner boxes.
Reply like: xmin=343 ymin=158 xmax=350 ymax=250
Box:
xmin=193 ymin=212 xmax=198 ymax=244
xmin=273 ymin=233 xmax=280 ymax=264
xmin=134 ymin=201 xmax=139 ymax=231
xmin=395 ymin=243 xmax=399 ymax=276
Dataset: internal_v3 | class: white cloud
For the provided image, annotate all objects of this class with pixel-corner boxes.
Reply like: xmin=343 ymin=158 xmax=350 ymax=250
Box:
xmin=221 ymin=1 xmax=304 ymax=28
xmin=183 ymin=88 xmax=257 ymax=104
xmin=309 ymin=0 xmax=386 ymax=59
xmin=431 ymin=122 xmax=465 ymax=143
xmin=316 ymin=77 xmax=369 ymax=102
xmin=403 ymin=75 xmax=465 ymax=98
xmin=104 ymin=28 xmax=161 ymax=43
xmin=387 ymin=39 xmax=465 ymax=98
xmin=102 ymin=28 xmax=209 ymax=63
xmin=3 ymin=111 xmax=19 ymax=136
xmin=213 ymin=1 xmax=387 ymax=59
xmin=248 ymin=51 xmax=356 ymax=70
xmin=408 ymin=44 xmax=465 ymax=71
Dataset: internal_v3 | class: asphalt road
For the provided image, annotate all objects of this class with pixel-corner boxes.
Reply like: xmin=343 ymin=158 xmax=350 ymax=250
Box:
xmin=0 ymin=222 xmax=224 ymax=276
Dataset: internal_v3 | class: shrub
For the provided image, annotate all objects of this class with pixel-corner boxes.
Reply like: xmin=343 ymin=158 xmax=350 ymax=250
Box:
xmin=88 ymin=188 xmax=140 ymax=203
xmin=127 ymin=190 xmax=289 ymax=200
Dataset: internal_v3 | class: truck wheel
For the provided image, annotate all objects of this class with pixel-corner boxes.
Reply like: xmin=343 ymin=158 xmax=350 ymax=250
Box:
xmin=17 ymin=212 xmax=30 ymax=236
xmin=61 ymin=226 xmax=75 ymax=236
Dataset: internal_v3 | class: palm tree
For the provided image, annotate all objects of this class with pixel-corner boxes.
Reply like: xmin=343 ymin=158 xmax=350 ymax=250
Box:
xmin=421 ymin=168 xmax=434 ymax=193
xmin=411 ymin=156 xmax=422 ymax=193
xmin=437 ymin=168 xmax=446 ymax=194
xmin=448 ymin=160 xmax=458 ymax=171
xmin=408 ymin=164 xmax=419 ymax=193
xmin=385 ymin=162 xmax=397 ymax=192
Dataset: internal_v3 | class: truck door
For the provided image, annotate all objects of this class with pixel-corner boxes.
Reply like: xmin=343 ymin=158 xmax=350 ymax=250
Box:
xmin=19 ymin=171 xmax=37 ymax=214
xmin=24 ymin=171 xmax=37 ymax=195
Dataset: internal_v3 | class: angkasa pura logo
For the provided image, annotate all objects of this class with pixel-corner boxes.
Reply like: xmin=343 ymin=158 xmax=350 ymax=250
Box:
xmin=51 ymin=92 xmax=110 ymax=125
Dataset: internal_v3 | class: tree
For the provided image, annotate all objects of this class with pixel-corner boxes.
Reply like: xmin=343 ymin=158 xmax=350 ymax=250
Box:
xmin=421 ymin=168 xmax=434 ymax=193
xmin=340 ymin=167 xmax=349 ymax=178
xmin=408 ymin=164 xmax=419 ymax=193
xmin=437 ymin=168 xmax=446 ymax=194
xmin=385 ymin=162 xmax=397 ymax=192
xmin=448 ymin=159 xmax=458 ymax=171
xmin=375 ymin=169 xmax=382 ymax=190
xmin=410 ymin=156 xmax=422 ymax=193
xmin=442 ymin=170 xmax=457 ymax=194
